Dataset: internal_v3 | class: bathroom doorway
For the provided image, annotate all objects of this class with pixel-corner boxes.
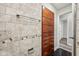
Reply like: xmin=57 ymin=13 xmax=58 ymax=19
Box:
xmin=59 ymin=12 xmax=73 ymax=56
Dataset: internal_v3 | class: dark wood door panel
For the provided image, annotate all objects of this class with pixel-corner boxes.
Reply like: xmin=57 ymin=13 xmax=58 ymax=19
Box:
xmin=43 ymin=36 xmax=54 ymax=40
xmin=43 ymin=51 xmax=49 ymax=56
xmin=42 ymin=7 xmax=54 ymax=56
xmin=43 ymin=44 xmax=50 ymax=48
xmin=43 ymin=35 xmax=54 ymax=38
xmin=43 ymin=40 xmax=49 ymax=45
xmin=43 ymin=36 xmax=54 ymax=39
xmin=43 ymin=47 xmax=50 ymax=56
xmin=42 ymin=32 xmax=54 ymax=38
xmin=43 ymin=8 xmax=54 ymax=19
xmin=43 ymin=25 xmax=54 ymax=31
xmin=43 ymin=17 xmax=54 ymax=25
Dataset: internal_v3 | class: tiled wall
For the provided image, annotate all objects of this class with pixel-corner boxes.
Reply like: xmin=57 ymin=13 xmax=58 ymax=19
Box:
xmin=0 ymin=3 xmax=42 ymax=56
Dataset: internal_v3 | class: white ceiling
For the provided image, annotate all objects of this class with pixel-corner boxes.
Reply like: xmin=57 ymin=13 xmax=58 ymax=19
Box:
xmin=51 ymin=3 xmax=72 ymax=10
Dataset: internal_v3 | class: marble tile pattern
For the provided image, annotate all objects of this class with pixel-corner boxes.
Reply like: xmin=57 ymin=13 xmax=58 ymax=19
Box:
xmin=0 ymin=3 xmax=42 ymax=56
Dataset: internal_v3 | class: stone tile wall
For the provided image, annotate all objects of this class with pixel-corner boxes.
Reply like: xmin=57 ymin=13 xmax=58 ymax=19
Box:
xmin=0 ymin=3 xmax=42 ymax=56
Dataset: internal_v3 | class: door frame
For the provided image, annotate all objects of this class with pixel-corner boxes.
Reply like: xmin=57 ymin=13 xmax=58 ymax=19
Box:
xmin=72 ymin=3 xmax=77 ymax=56
xmin=58 ymin=9 xmax=74 ymax=55
xmin=41 ymin=5 xmax=43 ymax=56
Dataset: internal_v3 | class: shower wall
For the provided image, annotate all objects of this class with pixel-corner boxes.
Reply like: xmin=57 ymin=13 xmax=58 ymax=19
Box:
xmin=0 ymin=3 xmax=42 ymax=56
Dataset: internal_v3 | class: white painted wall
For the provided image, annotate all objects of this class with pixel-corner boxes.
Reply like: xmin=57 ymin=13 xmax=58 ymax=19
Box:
xmin=62 ymin=20 xmax=67 ymax=38
xmin=67 ymin=13 xmax=73 ymax=46
xmin=76 ymin=3 xmax=79 ymax=56
xmin=57 ymin=4 xmax=72 ymax=49
xmin=59 ymin=12 xmax=73 ymax=46
xmin=60 ymin=15 xmax=68 ymax=38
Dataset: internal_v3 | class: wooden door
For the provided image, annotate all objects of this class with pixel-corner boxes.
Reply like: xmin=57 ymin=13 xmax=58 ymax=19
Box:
xmin=42 ymin=7 xmax=54 ymax=56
